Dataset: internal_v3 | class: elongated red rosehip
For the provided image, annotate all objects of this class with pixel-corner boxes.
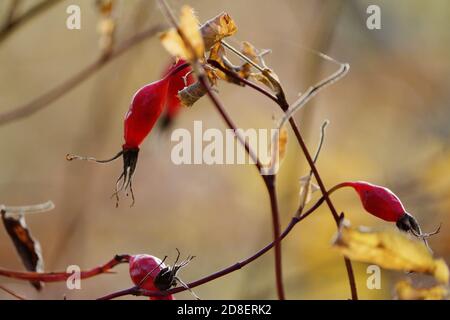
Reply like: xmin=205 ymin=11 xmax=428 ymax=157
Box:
xmin=160 ymin=59 xmax=194 ymax=129
xmin=332 ymin=181 xmax=440 ymax=249
xmin=67 ymin=62 xmax=190 ymax=206
xmin=337 ymin=181 xmax=406 ymax=222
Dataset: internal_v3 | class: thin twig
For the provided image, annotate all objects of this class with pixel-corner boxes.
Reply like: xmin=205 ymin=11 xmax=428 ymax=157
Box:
xmin=0 ymin=201 xmax=54 ymax=215
xmin=2 ymin=0 xmax=21 ymax=30
xmin=0 ymin=0 xmax=63 ymax=43
xmin=156 ymin=0 xmax=286 ymax=298
xmin=0 ymin=284 xmax=27 ymax=300
xmin=197 ymin=72 xmax=285 ymax=299
xmin=0 ymin=24 xmax=163 ymax=126
xmin=0 ymin=254 xmax=130 ymax=282
xmin=207 ymin=57 xmax=358 ymax=299
xmin=97 ymin=195 xmax=329 ymax=300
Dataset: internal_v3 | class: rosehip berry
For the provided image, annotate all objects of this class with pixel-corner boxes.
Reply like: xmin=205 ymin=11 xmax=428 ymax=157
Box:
xmin=67 ymin=62 xmax=190 ymax=206
xmin=160 ymin=59 xmax=194 ymax=129
xmin=334 ymin=181 xmax=440 ymax=249
xmin=338 ymin=181 xmax=406 ymax=222
xmin=129 ymin=254 xmax=174 ymax=300
xmin=128 ymin=250 xmax=197 ymax=300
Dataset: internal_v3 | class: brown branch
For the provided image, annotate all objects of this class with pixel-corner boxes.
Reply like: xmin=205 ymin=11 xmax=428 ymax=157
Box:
xmin=97 ymin=195 xmax=328 ymax=300
xmin=0 ymin=284 xmax=27 ymax=300
xmin=0 ymin=254 xmax=129 ymax=282
xmin=0 ymin=0 xmax=63 ymax=43
xmin=0 ymin=24 xmax=163 ymax=126
xmin=157 ymin=0 xmax=286 ymax=299
xmin=208 ymin=61 xmax=359 ymax=300
xmin=0 ymin=192 xmax=329 ymax=300
xmin=197 ymin=73 xmax=285 ymax=300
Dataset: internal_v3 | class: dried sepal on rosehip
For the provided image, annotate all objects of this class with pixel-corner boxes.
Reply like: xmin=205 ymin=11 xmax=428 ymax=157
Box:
xmin=129 ymin=250 xmax=199 ymax=300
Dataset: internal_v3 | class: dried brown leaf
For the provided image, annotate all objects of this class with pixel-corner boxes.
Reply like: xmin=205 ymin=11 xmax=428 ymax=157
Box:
xmin=200 ymin=12 xmax=237 ymax=50
xmin=1 ymin=211 xmax=44 ymax=290
xmin=160 ymin=5 xmax=204 ymax=61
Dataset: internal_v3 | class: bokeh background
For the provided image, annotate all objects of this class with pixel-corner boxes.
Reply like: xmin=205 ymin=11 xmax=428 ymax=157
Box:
xmin=0 ymin=0 xmax=449 ymax=299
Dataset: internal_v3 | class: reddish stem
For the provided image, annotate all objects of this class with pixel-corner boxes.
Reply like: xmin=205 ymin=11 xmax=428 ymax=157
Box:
xmin=210 ymin=64 xmax=358 ymax=300
xmin=197 ymin=73 xmax=285 ymax=300
xmin=0 ymin=255 xmax=130 ymax=282
xmin=98 ymin=195 xmax=327 ymax=300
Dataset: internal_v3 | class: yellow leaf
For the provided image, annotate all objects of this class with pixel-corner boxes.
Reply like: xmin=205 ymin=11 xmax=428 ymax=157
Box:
xmin=333 ymin=225 xmax=449 ymax=284
xmin=251 ymin=69 xmax=282 ymax=94
xmin=160 ymin=5 xmax=204 ymax=61
xmin=298 ymin=175 xmax=319 ymax=207
xmin=200 ymin=12 xmax=237 ymax=50
xmin=237 ymin=42 xmax=258 ymax=79
xmin=208 ymin=43 xmax=228 ymax=81
xmin=278 ymin=126 xmax=288 ymax=162
xmin=395 ymin=279 xmax=448 ymax=300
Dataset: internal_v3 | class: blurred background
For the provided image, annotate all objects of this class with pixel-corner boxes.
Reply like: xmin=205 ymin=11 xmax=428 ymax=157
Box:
xmin=0 ymin=0 xmax=449 ymax=299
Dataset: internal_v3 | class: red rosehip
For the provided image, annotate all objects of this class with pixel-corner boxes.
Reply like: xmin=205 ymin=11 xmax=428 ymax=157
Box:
xmin=123 ymin=77 xmax=170 ymax=149
xmin=67 ymin=61 xmax=190 ymax=206
xmin=129 ymin=254 xmax=174 ymax=300
xmin=339 ymin=181 xmax=406 ymax=222
xmin=160 ymin=59 xmax=194 ymax=129
xmin=335 ymin=181 xmax=440 ymax=250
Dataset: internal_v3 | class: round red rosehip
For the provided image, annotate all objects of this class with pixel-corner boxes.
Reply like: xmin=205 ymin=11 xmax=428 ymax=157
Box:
xmin=129 ymin=254 xmax=174 ymax=300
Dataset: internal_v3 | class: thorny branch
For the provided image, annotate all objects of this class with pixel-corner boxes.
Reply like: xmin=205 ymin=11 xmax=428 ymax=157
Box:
xmin=0 ymin=192 xmax=332 ymax=300
xmin=158 ymin=0 xmax=286 ymax=299
xmin=207 ymin=52 xmax=358 ymax=299
xmin=0 ymin=2 xmax=360 ymax=300
xmin=197 ymin=73 xmax=285 ymax=299
xmin=97 ymin=194 xmax=329 ymax=300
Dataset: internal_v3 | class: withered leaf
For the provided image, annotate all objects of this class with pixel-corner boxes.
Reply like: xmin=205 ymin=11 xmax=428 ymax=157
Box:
xmin=251 ymin=69 xmax=282 ymax=94
xmin=395 ymin=279 xmax=448 ymax=300
xmin=208 ymin=41 xmax=259 ymax=84
xmin=200 ymin=12 xmax=237 ymax=50
xmin=298 ymin=175 xmax=319 ymax=208
xmin=1 ymin=211 xmax=44 ymax=290
xmin=333 ymin=225 xmax=449 ymax=284
xmin=207 ymin=43 xmax=229 ymax=81
xmin=160 ymin=5 xmax=205 ymax=61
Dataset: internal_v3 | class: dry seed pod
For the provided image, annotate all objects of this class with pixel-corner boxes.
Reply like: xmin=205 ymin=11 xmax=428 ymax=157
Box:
xmin=178 ymin=81 xmax=208 ymax=107
xmin=200 ymin=12 xmax=237 ymax=50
